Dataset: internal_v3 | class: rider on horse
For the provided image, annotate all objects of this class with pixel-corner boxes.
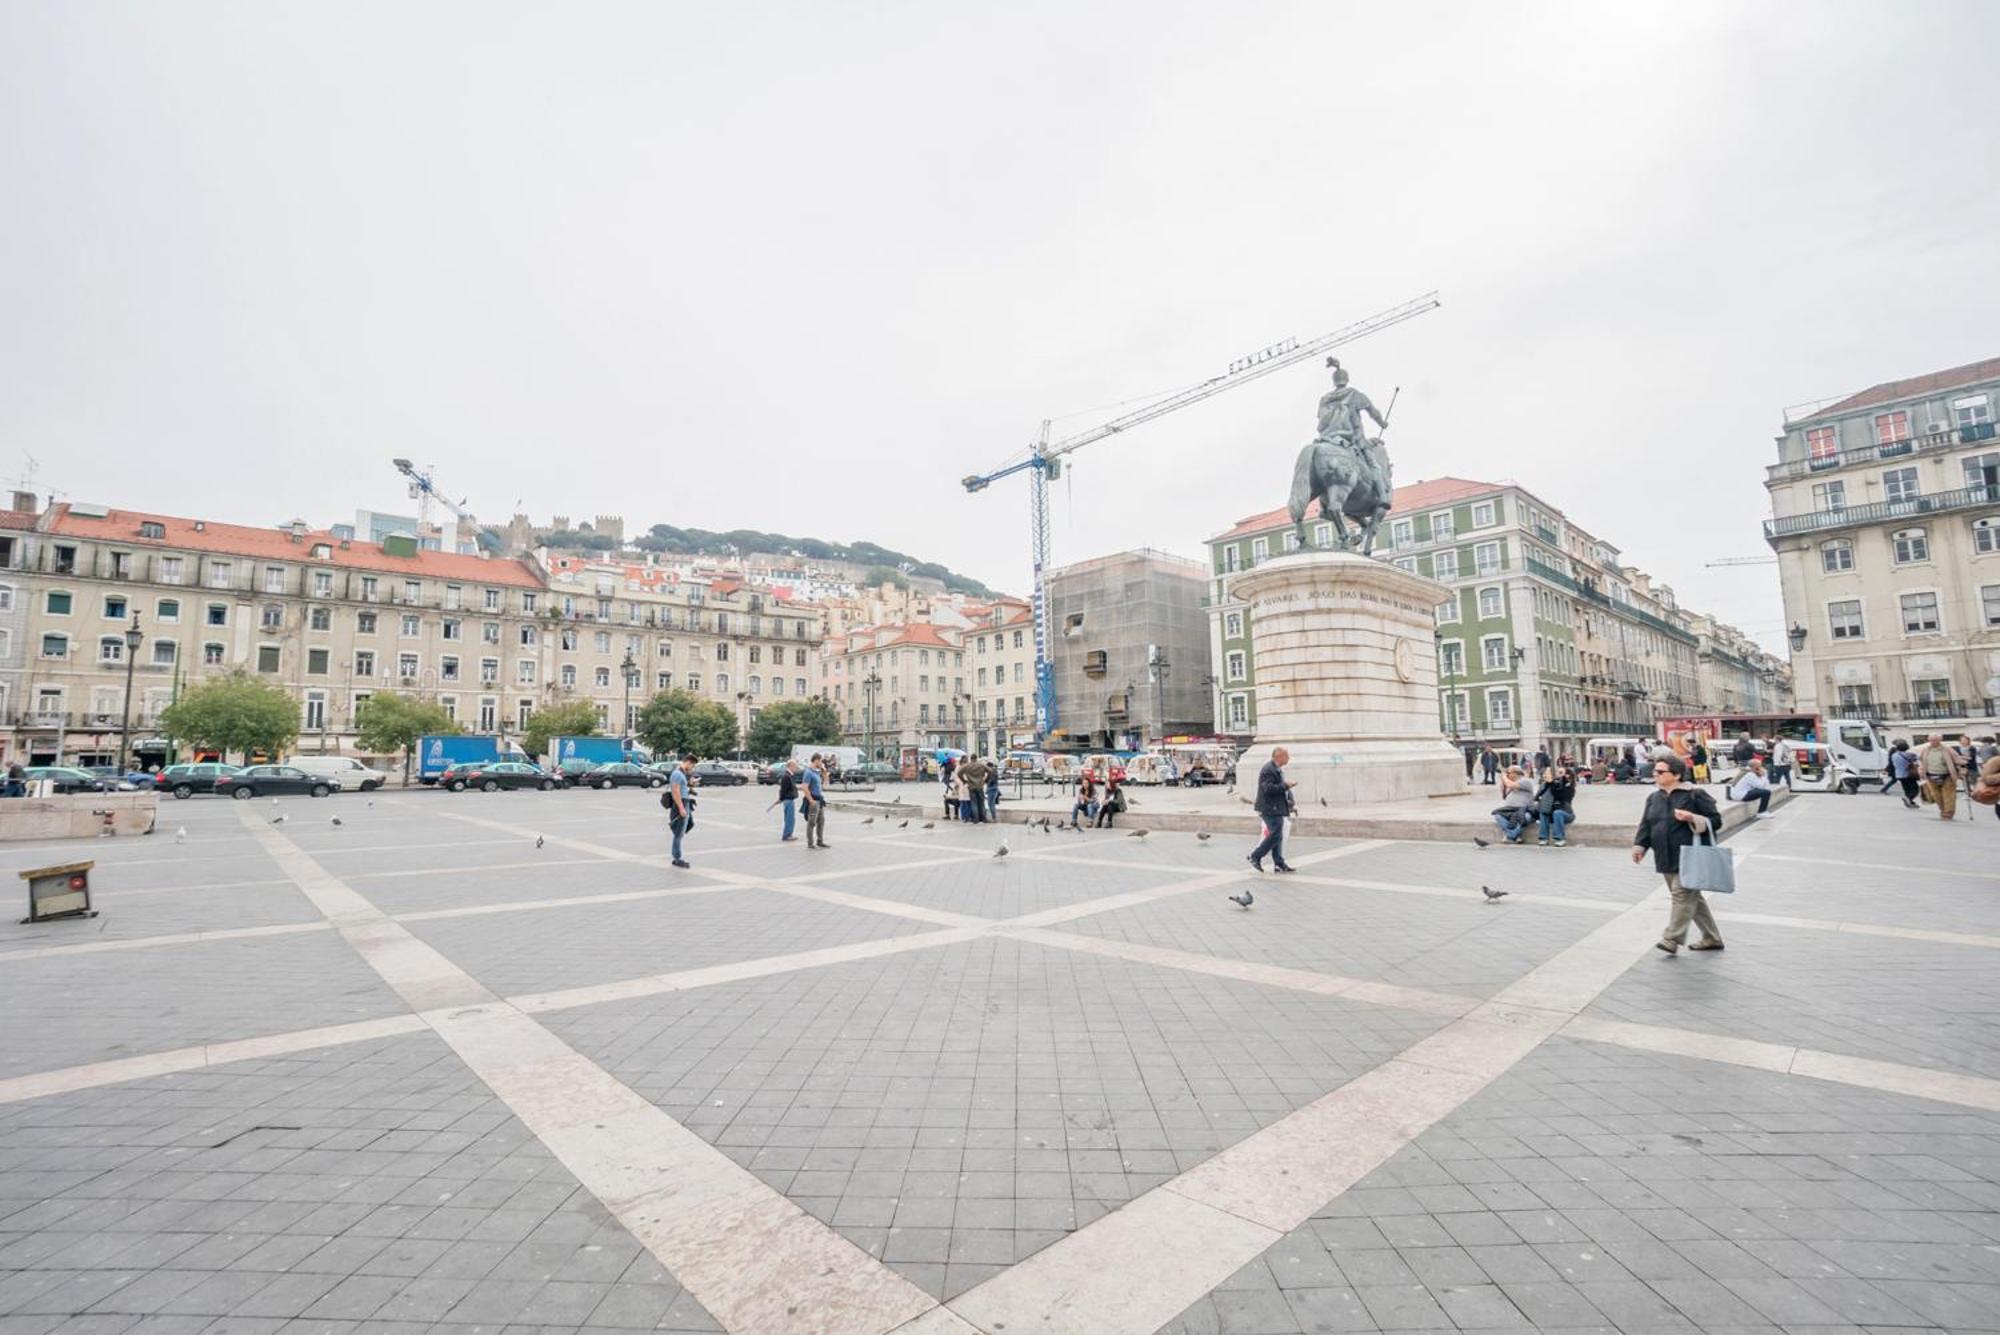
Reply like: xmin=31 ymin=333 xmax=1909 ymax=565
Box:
xmin=1289 ymin=358 xmax=1395 ymax=553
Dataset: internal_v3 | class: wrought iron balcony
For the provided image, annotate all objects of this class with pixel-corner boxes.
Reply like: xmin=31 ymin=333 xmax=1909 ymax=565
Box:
xmin=1763 ymin=482 xmax=2000 ymax=541
xmin=1768 ymin=422 xmax=2000 ymax=483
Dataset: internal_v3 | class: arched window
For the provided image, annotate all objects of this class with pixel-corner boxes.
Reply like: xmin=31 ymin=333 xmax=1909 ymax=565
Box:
xmin=1890 ymin=528 xmax=1928 ymax=565
xmin=1820 ymin=539 xmax=1854 ymax=573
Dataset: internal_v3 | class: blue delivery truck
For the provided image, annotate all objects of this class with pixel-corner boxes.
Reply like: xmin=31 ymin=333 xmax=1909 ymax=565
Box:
xmin=552 ymin=736 xmax=653 ymax=767
xmin=416 ymin=735 xmax=526 ymax=784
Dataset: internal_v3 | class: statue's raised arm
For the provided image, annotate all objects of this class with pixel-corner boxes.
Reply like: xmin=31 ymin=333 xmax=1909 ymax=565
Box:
xmin=1287 ymin=358 xmax=1396 ymax=555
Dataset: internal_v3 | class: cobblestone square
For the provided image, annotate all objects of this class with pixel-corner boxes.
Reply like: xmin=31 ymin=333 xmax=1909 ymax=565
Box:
xmin=1 ymin=785 xmax=1995 ymax=1335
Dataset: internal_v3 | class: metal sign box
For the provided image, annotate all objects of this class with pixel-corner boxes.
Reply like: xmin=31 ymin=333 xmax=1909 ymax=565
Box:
xmin=19 ymin=861 xmax=96 ymax=923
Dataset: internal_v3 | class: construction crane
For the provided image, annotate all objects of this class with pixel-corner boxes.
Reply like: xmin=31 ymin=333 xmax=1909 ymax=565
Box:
xmin=962 ymin=292 xmax=1441 ymax=744
xmin=391 ymin=458 xmax=501 ymax=553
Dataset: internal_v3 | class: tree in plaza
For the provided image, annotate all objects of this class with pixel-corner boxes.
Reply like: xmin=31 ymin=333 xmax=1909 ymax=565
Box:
xmin=521 ymin=699 xmax=600 ymax=763
xmin=158 ymin=671 xmax=300 ymax=765
xmin=634 ymin=689 xmax=738 ymax=761
xmin=743 ymin=697 xmax=840 ymax=761
xmin=354 ymin=692 xmax=460 ymax=785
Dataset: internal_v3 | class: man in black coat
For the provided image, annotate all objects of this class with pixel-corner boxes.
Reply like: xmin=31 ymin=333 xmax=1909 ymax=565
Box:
xmin=1632 ymin=754 xmax=1725 ymax=956
xmin=1246 ymin=747 xmax=1296 ymax=873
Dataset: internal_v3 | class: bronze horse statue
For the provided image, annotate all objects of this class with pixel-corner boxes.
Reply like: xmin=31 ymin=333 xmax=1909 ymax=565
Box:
xmin=1288 ymin=436 xmax=1392 ymax=555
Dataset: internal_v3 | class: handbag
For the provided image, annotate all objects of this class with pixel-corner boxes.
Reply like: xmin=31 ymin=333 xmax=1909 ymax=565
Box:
xmin=1678 ymin=827 xmax=1735 ymax=895
xmin=1918 ymin=779 xmax=1937 ymax=805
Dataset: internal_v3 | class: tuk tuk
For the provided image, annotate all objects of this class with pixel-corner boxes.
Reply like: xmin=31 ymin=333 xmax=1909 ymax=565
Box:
xmin=1710 ymin=740 xmax=1860 ymax=794
xmin=1124 ymin=753 xmax=1173 ymax=785
xmin=1583 ymin=737 xmax=1652 ymax=783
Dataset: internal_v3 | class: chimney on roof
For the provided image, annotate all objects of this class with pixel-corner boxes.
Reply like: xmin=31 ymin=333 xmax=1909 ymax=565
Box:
xmin=9 ymin=492 xmax=34 ymax=514
xmin=193 ymin=521 xmax=205 ymax=532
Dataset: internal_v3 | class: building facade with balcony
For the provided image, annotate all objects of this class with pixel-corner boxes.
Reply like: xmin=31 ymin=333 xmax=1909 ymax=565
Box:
xmin=1207 ymin=477 xmax=1705 ymax=756
xmin=1765 ymin=355 xmax=2000 ymax=733
xmin=540 ymin=555 xmax=822 ymax=745
xmin=818 ymin=623 xmax=970 ymax=762
xmin=9 ymin=500 xmax=550 ymax=766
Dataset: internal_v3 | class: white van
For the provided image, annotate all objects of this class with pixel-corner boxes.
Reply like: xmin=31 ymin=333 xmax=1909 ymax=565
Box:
xmin=289 ymin=755 xmax=391 ymax=792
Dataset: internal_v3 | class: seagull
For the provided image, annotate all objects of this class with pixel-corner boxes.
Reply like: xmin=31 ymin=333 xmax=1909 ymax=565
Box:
xmin=535 ymin=835 xmax=545 ymax=849
xmin=1472 ymin=836 xmax=1490 ymax=848
xmin=861 ymin=817 xmax=875 ymax=826
xmin=330 ymin=816 xmax=343 ymax=827
xmin=1196 ymin=831 xmax=1211 ymax=841
xmin=1481 ymin=885 xmax=1508 ymax=902
xmin=366 ymin=799 xmax=375 ymax=808
xmin=993 ymin=841 xmax=1009 ymax=859
xmin=270 ymin=814 xmax=287 ymax=825
xmin=270 ymin=797 xmax=279 ymax=807
xmin=921 ymin=821 xmax=935 ymax=830
xmin=1126 ymin=829 xmax=1148 ymax=839
xmin=174 ymin=827 xmax=186 ymax=844
xmin=1227 ymin=890 xmax=1254 ymax=910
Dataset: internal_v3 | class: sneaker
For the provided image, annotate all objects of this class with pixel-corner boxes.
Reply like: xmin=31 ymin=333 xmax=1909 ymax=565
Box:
xmin=671 ymin=859 xmax=691 ymax=869
xmin=1273 ymin=864 xmax=1296 ymax=874
xmin=1755 ymin=813 xmax=1775 ymax=820
xmin=1536 ymin=839 xmax=1549 ymax=846
xmin=1552 ymin=839 xmax=1567 ymax=847
xmin=1247 ymin=856 xmax=1265 ymax=873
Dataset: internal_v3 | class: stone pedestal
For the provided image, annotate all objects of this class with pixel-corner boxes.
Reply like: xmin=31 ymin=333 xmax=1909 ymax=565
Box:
xmin=1232 ymin=550 xmax=1462 ymax=805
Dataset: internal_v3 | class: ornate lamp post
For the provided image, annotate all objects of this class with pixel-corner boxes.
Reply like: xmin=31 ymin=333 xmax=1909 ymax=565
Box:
xmin=619 ymin=651 xmax=637 ymax=748
xmin=116 ymin=613 xmax=143 ymax=773
xmin=862 ymin=671 xmax=882 ymax=760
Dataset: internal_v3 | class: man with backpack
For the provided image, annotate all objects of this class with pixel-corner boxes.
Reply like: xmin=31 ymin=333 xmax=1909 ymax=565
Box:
xmin=665 ymin=756 xmax=696 ymax=869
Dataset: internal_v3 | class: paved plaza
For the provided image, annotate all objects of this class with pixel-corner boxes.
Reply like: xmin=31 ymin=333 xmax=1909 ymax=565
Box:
xmin=0 ymin=785 xmax=1995 ymax=1335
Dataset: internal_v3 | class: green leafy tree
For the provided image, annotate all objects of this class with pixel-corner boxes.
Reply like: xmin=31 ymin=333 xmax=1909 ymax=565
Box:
xmin=743 ymin=697 xmax=841 ymax=761
xmin=354 ymin=692 xmax=460 ymax=785
xmin=634 ymin=689 xmax=739 ymax=760
xmin=522 ymin=699 xmax=601 ymax=762
xmin=158 ymin=671 xmax=300 ymax=764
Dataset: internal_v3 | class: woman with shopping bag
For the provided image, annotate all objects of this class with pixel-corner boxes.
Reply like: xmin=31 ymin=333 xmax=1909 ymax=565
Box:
xmin=1632 ymin=754 xmax=1727 ymax=957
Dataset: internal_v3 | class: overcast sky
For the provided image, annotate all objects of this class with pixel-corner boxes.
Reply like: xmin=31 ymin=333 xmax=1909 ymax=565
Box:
xmin=6 ymin=1 xmax=1996 ymax=651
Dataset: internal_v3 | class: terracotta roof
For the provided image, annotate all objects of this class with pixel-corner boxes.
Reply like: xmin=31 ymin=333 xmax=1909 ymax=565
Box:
xmin=0 ymin=510 xmax=40 ymax=531
xmin=1799 ymin=355 xmax=2000 ymax=422
xmin=1208 ymin=476 xmax=1499 ymax=544
xmin=46 ymin=504 xmax=546 ymax=588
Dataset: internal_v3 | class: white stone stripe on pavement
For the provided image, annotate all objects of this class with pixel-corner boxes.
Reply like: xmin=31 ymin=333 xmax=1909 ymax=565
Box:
xmin=0 ymin=919 xmax=333 ymax=962
xmin=239 ymin=808 xmax=947 ymax=1335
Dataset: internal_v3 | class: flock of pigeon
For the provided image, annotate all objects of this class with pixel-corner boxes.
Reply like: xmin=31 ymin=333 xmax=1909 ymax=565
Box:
xmin=176 ymin=796 xmax=1514 ymax=916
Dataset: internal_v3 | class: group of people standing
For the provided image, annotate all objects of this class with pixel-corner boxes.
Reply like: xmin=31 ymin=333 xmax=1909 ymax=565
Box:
xmin=771 ymin=755 xmax=832 ymax=848
xmin=941 ymin=755 xmax=1003 ymax=824
xmin=1881 ymin=732 xmax=1998 ymax=822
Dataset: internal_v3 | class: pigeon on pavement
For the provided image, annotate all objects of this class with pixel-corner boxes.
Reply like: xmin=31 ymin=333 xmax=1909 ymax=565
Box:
xmin=1472 ymin=837 xmax=1490 ymax=848
xmin=1319 ymin=797 xmax=1328 ymax=807
xmin=1127 ymin=829 xmax=1148 ymax=839
xmin=862 ymin=817 xmax=875 ymax=826
xmin=1481 ymin=885 xmax=1508 ymax=901
xmin=270 ymin=814 xmax=286 ymax=825
xmin=330 ymin=816 xmax=343 ymax=827
xmin=1227 ymin=890 xmax=1254 ymax=909
xmin=993 ymin=841 xmax=1009 ymax=859
xmin=899 ymin=820 xmax=910 ymax=829
xmin=535 ymin=835 xmax=545 ymax=849
xmin=922 ymin=821 xmax=935 ymax=830
xmin=1196 ymin=830 xmax=1211 ymax=841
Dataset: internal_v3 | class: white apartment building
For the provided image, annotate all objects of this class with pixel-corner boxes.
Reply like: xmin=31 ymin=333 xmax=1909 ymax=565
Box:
xmin=1766 ymin=355 xmax=2000 ymax=732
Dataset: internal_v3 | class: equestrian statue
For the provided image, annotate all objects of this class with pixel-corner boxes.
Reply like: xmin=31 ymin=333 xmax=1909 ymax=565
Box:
xmin=1288 ymin=357 xmax=1395 ymax=554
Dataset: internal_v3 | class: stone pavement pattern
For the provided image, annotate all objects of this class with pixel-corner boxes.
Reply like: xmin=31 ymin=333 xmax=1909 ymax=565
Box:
xmin=0 ymin=780 xmax=1993 ymax=1334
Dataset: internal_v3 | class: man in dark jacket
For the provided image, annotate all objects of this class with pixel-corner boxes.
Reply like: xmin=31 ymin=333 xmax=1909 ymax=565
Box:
xmin=1632 ymin=754 xmax=1724 ymax=955
xmin=1246 ymin=747 xmax=1295 ymax=873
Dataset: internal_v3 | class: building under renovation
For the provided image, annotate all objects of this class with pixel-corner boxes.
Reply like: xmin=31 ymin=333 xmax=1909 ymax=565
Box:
xmin=1047 ymin=549 xmax=1213 ymax=750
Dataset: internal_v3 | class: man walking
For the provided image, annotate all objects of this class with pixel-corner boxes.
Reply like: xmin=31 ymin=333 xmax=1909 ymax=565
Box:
xmin=776 ymin=760 xmax=801 ymax=842
xmin=1917 ymin=733 xmax=1963 ymax=822
xmin=1632 ymin=754 xmax=1723 ymax=956
xmin=1247 ymin=747 xmax=1296 ymax=873
xmin=1769 ymin=737 xmax=1793 ymax=791
xmin=666 ymin=756 xmax=696 ymax=869
xmin=802 ymin=752 xmax=829 ymax=848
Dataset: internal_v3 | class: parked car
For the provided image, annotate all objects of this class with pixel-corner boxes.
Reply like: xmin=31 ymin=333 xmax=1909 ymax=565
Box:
xmin=289 ymin=755 xmax=391 ymax=792
xmin=582 ymin=762 xmax=664 ymax=790
xmin=24 ymin=766 xmax=121 ymax=794
xmin=846 ymin=760 xmax=901 ymax=783
xmin=756 ymin=763 xmax=784 ymax=785
xmin=155 ymin=762 xmax=245 ymax=798
xmin=719 ymin=760 xmax=762 ymax=783
xmin=84 ymin=766 xmax=153 ymax=791
xmin=689 ymin=761 xmax=748 ymax=786
xmin=552 ymin=758 xmax=601 ymax=786
xmin=448 ymin=761 xmax=559 ymax=792
xmin=213 ymin=765 xmax=333 ymax=799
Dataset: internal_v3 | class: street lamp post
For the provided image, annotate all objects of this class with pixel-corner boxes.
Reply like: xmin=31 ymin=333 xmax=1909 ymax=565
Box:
xmin=116 ymin=613 xmax=143 ymax=773
xmin=862 ymin=671 xmax=882 ymax=761
xmin=619 ymin=651 xmax=637 ymax=753
xmin=1150 ymin=650 xmax=1170 ymax=749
